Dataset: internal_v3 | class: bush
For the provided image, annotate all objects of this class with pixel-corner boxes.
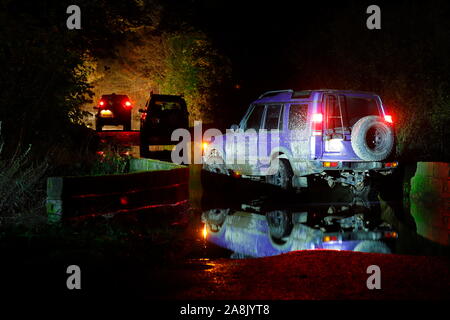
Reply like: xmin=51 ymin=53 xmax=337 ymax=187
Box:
xmin=89 ymin=142 xmax=131 ymax=176
xmin=0 ymin=122 xmax=48 ymax=225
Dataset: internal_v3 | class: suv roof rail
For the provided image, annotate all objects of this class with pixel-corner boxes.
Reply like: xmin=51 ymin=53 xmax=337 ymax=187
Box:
xmin=258 ymin=89 xmax=294 ymax=99
xmin=317 ymin=89 xmax=378 ymax=95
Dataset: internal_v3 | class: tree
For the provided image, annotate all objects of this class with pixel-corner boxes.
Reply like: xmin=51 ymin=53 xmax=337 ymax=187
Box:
xmin=84 ymin=29 xmax=231 ymax=127
xmin=158 ymin=31 xmax=231 ymax=124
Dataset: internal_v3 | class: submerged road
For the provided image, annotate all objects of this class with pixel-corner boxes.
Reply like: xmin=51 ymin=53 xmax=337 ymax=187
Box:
xmin=168 ymin=251 xmax=450 ymax=300
xmin=42 ymin=129 xmax=446 ymax=300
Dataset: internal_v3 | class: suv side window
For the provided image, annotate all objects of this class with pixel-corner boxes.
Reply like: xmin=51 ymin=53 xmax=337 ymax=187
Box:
xmin=288 ymin=104 xmax=308 ymax=130
xmin=245 ymin=104 xmax=265 ymax=130
xmin=264 ymin=104 xmax=282 ymax=130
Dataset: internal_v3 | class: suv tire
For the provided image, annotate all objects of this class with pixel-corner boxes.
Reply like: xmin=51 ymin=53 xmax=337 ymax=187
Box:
xmin=266 ymin=210 xmax=293 ymax=242
xmin=204 ymin=156 xmax=228 ymax=175
xmin=266 ymin=159 xmax=293 ymax=190
xmin=204 ymin=208 xmax=229 ymax=231
xmin=351 ymin=116 xmax=394 ymax=161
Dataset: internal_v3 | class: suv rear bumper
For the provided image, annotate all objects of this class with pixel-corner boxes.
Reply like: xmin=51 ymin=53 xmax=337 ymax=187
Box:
xmin=290 ymin=160 xmax=398 ymax=179
xmin=310 ymin=160 xmax=398 ymax=172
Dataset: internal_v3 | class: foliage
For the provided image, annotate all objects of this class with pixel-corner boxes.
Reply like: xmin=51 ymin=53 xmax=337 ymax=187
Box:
xmin=0 ymin=123 xmax=48 ymax=224
xmin=90 ymin=144 xmax=131 ymax=176
xmin=0 ymin=0 xmax=151 ymax=223
xmin=0 ymin=0 xmax=159 ymax=155
xmin=84 ymin=29 xmax=232 ymax=127
xmin=80 ymin=30 xmax=167 ymax=130
xmin=0 ymin=0 xmax=88 ymax=154
xmin=158 ymin=32 xmax=232 ymax=124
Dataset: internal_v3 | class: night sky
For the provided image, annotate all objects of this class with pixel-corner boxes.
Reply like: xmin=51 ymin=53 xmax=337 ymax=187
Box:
xmin=156 ymin=0 xmax=443 ymax=120
xmin=167 ymin=1 xmax=371 ymax=89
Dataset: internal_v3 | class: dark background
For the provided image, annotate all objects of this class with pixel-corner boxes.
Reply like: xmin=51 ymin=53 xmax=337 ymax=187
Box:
xmin=0 ymin=1 xmax=449 ymax=304
xmin=167 ymin=0 xmax=447 ymax=107
xmin=152 ymin=0 xmax=450 ymax=156
xmin=0 ymin=0 xmax=448 ymax=163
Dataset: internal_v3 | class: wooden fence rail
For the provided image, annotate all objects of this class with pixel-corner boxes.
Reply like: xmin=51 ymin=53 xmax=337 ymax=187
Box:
xmin=47 ymin=163 xmax=189 ymax=220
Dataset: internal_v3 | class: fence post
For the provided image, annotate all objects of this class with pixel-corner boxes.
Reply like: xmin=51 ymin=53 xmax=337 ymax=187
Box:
xmin=47 ymin=177 xmax=64 ymax=223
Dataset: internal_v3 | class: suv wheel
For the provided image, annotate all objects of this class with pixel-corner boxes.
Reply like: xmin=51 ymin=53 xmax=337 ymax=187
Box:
xmin=266 ymin=159 xmax=293 ymax=190
xmin=351 ymin=116 xmax=394 ymax=161
xmin=266 ymin=210 xmax=293 ymax=242
xmin=203 ymin=156 xmax=228 ymax=175
xmin=204 ymin=208 xmax=229 ymax=231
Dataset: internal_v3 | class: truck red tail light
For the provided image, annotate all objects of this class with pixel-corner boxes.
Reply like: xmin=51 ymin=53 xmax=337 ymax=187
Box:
xmin=99 ymin=100 xmax=105 ymax=106
xmin=384 ymin=231 xmax=398 ymax=238
xmin=323 ymin=235 xmax=338 ymax=242
xmin=322 ymin=161 xmax=339 ymax=167
xmin=123 ymin=100 xmax=132 ymax=109
xmin=312 ymin=113 xmax=323 ymax=136
xmin=384 ymin=115 xmax=393 ymax=123
xmin=384 ymin=162 xmax=398 ymax=168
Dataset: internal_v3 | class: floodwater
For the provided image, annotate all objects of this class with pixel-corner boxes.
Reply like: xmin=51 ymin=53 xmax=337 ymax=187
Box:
xmin=194 ymin=167 xmax=449 ymax=259
xmin=94 ymin=130 xmax=449 ymax=257
xmin=3 ymin=162 xmax=447 ymax=301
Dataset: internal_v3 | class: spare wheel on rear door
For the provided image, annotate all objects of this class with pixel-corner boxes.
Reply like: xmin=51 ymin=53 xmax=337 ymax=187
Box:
xmin=351 ymin=116 xmax=394 ymax=161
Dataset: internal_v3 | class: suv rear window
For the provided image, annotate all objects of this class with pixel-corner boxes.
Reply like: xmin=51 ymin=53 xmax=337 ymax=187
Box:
xmin=102 ymin=95 xmax=128 ymax=104
xmin=342 ymin=96 xmax=380 ymax=127
xmin=151 ymin=100 xmax=184 ymax=111
xmin=326 ymin=95 xmax=380 ymax=128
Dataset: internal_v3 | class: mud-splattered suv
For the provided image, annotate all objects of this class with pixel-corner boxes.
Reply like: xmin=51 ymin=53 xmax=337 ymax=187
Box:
xmin=203 ymin=89 xmax=397 ymax=192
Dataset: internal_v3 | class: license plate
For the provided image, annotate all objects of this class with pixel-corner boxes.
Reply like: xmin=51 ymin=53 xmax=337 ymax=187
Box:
xmin=100 ymin=110 xmax=114 ymax=118
xmin=149 ymin=145 xmax=175 ymax=152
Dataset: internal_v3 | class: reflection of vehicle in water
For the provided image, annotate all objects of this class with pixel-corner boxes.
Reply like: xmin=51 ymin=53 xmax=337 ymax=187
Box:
xmin=94 ymin=93 xmax=133 ymax=131
xmin=139 ymin=93 xmax=189 ymax=159
xmin=201 ymin=201 xmax=397 ymax=258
